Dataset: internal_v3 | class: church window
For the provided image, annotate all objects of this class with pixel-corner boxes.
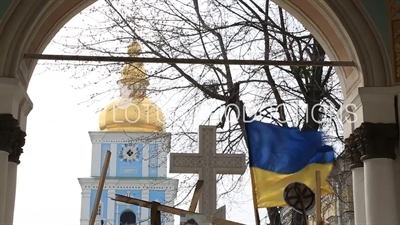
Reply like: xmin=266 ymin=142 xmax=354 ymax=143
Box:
xmin=120 ymin=210 xmax=136 ymax=225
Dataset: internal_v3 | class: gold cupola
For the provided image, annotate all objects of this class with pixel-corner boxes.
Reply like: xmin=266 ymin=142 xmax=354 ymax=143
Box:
xmin=98 ymin=40 xmax=165 ymax=132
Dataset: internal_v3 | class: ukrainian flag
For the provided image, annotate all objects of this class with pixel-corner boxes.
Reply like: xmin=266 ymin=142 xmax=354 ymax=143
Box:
xmin=245 ymin=118 xmax=335 ymax=208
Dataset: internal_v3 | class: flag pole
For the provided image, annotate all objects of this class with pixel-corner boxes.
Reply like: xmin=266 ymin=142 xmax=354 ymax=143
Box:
xmin=240 ymin=111 xmax=261 ymax=225
xmin=315 ymin=170 xmax=322 ymax=225
xmin=249 ymin=169 xmax=261 ymax=225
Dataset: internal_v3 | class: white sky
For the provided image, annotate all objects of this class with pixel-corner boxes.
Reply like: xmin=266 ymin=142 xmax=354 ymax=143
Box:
xmin=12 ymin=8 xmax=261 ymax=225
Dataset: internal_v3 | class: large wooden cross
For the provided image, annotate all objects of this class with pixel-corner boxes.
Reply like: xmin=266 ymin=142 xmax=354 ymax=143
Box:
xmin=169 ymin=125 xmax=246 ymax=218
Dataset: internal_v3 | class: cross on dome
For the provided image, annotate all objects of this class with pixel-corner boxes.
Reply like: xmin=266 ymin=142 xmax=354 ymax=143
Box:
xmin=127 ymin=41 xmax=141 ymax=57
xmin=98 ymin=39 xmax=166 ymax=132
xmin=120 ymin=40 xmax=149 ymax=93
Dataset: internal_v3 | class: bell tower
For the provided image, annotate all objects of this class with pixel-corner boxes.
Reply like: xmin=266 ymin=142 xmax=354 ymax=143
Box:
xmin=78 ymin=41 xmax=178 ymax=225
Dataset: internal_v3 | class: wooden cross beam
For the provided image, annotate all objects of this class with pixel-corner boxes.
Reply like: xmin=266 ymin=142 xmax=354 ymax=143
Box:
xmin=151 ymin=202 xmax=162 ymax=225
xmin=24 ymin=53 xmax=355 ymax=67
xmin=89 ymin=151 xmax=111 ymax=225
xmin=189 ymin=180 xmax=204 ymax=212
xmin=112 ymin=194 xmax=245 ymax=225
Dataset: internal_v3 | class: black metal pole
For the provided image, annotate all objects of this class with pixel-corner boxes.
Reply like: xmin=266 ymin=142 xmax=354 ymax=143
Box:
xmin=24 ymin=53 xmax=355 ymax=67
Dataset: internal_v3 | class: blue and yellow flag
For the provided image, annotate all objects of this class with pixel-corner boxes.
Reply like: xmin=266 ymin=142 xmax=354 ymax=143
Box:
xmin=245 ymin=118 xmax=335 ymax=208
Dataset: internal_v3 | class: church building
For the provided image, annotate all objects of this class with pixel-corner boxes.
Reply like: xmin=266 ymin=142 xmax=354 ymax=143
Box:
xmin=78 ymin=41 xmax=179 ymax=225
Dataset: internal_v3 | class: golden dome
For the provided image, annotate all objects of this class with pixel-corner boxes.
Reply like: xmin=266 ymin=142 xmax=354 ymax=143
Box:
xmin=99 ymin=97 xmax=165 ymax=132
xmin=98 ymin=40 xmax=165 ymax=132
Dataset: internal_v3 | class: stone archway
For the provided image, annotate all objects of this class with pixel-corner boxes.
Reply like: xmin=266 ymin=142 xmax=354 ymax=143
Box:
xmin=0 ymin=1 xmax=398 ymax=225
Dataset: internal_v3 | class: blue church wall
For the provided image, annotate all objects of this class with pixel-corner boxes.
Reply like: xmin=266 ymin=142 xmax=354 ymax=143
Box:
xmin=89 ymin=189 xmax=109 ymax=218
xmin=116 ymin=143 xmax=144 ymax=177
xmin=101 ymin=143 xmax=111 ymax=177
xmin=148 ymin=143 xmax=158 ymax=177
xmin=115 ymin=190 xmax=142 ymax=225
xmin=148 ymin=190 xmax=166 ymax=225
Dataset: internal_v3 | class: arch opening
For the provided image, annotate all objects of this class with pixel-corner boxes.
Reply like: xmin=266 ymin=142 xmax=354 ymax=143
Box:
xmin=0 ymin=1 xmax=394 ymax=224
xmin=120 ymin=210 xmax=136 ymax=225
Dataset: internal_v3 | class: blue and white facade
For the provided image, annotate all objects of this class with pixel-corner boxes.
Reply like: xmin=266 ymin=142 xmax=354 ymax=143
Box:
xmin=79 ymin=132 xmax=178 ymax=225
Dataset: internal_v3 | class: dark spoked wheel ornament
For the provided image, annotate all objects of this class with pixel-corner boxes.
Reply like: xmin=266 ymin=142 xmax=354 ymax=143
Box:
xmin=283 ymin=182 xmax=315 ymax=215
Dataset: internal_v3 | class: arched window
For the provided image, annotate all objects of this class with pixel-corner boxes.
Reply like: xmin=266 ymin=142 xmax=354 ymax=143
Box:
xmin=120 ymin=210 xmax=136 ymax=225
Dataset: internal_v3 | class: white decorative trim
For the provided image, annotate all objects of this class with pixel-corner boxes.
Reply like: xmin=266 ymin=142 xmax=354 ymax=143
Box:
xmin=141 ymin=189 xmax=150 ymax=223
xmin=78 ymin=177 xmax=179 ymax=191
xmin=90 ymin=141 xmax=101 ymax=177
xmin=142 ymin=144 xmax=149 ymax=177
xmin=89 ymin=131 xmax=171 ymax=144
xmin=340 ymin=86 xmax=400 ymax=124
xmin=110 ymin=143 xmax=117 ymax=176
xmin=107 ymin=189 xmax=116 ymax=220
xmin=79 ymin=188 xmax=91 ymax=221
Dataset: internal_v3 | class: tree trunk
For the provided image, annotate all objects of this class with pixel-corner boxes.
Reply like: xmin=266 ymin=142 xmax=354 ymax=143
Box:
xmin=291 ymin=39 xmax=325 ymax=225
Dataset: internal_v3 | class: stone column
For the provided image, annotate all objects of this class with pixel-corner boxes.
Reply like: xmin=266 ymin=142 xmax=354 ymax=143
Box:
xmin=344 ymin=133 xmax=366 ymax=225
xmin=4 ymin=128 xmax=25 ymax=225
xmin=357 ymin=122 xmax=399 ymax=225
xmin=0 ymin=78 xmax=33 ymax=225
xmin=80 ymin=189 xmax=91 ymax=225
xmin=0 ymin=150 xmax=9 ymax=225
xmin=107 ymin=189 xmax=116 ymax=222
xmin=0 ymin=114 xmax=21 ymax=225
xmin=141 ymin=189 xmax=150 ymax=224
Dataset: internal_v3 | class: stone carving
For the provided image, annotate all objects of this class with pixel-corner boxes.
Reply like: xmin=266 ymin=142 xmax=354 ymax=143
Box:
xmin=8 ymin=129 xmax=26 ymax=164
xmin=0 ymin=114 xmax=26 ymax=163
xmin=346 ymin=122 xmax=398 ymax=162
xmin=358 ymin=122 xmax=398 ymax=160
xmin=344 ymin=133 xmax=363 ymax=169
xmin=169 ymin=126 xmax=246 ymax=218
xmin=0 ymin=114 xmax=20 ymax=153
